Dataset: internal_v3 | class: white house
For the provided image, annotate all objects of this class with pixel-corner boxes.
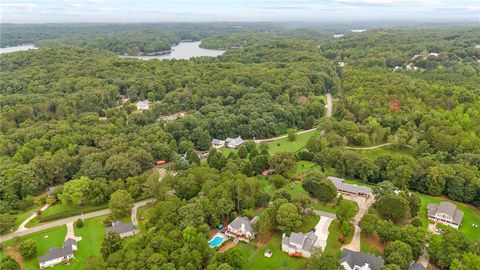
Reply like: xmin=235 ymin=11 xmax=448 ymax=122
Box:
xmin=105 ymin=221 xmax=138 ymax=238
xmin=340 ymin=249 xmax=384 ymax=270
xmin=38 ymin=239 xmax=77 ymax=269
xmin=225 ymin=216 xmax=258 ymax=242
xmin=211 ymin=139 xmax=225 ymax=149
xmin=427 ymin=202 xmax=464 ymax=229
xmin=333 ymin=34 xmax=344 ymax=38
xmin=136 ymin=100 xmax=150 ymax=110
xmin=281 ymin=232 xmax=318 ymax=258
xmin=225 ymin=136 xmax=244 ymax=148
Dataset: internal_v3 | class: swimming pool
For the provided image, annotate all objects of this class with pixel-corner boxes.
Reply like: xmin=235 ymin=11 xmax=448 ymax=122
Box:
xmin=208 ymin=234 xmax=224 ymax=248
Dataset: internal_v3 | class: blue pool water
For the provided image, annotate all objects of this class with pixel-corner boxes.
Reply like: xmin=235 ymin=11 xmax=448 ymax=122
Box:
xmin=208 ymin=236 xmax=223 ymax=248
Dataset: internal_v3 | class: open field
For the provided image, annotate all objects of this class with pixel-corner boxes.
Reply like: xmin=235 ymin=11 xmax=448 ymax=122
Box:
xmin=264 ymin=130 xmax=317 ymax=155
xmin=418 ymin=194 xmax=480 ymax=240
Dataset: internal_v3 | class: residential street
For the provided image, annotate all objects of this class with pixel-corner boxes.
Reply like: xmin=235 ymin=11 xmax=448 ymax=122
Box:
xmin=0 ymin=199 xmax=154 ymax=243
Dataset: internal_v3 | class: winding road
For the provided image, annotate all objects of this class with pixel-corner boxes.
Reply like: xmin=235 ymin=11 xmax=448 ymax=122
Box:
xmin=0 ymin=199 xmax=154 ymax=243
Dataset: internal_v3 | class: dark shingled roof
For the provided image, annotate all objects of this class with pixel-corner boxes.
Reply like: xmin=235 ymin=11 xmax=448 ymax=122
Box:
xmin=63 ymin=238 xmax=77 ymax=248
xmin=341 ymin=249 xmax=384 ymax=270
xmin=38 ymin=246 xmax=73 ymax=263
xmin=328 ymin=176 xmax=372 ymax=195
xmin=105 ymin=221 xmax=135 ymax=235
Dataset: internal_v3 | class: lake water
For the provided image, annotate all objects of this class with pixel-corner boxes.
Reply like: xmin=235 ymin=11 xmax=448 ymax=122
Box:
xmin=0 ymin=45 xmax=38 ymax=54
xmin=119 ymin=41 xmax=225 ymax=60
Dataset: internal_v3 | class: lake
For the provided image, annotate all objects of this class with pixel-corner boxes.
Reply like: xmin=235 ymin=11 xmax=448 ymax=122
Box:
xmin=119 ymin=41 xmax=225 ymax=60
xmin=0 ymin=45 xmax=38 ymax=54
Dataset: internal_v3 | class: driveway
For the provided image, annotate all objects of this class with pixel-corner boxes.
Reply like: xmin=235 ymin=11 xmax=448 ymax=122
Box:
xmin=17 ymin=203 xmax=50 ymax=232
xmin=313 ymin=216 xmax=334 ymax=251
xmin=325 ymin=93 xmax=332 ymax=118
xmin=342 ymin=195 xmax=375 ymax=252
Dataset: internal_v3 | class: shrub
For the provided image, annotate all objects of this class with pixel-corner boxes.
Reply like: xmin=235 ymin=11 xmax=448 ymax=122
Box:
xmin=410 ymin=217 xmax=422 ymax=227
xmin=270 ymin=175 xmax=289 ymax=189
xmin=19 ymin=240 xmax=37 ymax=259
xmin=75 ymin=218 xmax=84 ymax=228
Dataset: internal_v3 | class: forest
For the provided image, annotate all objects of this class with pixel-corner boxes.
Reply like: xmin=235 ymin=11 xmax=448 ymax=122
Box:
xmin=1 ymin=24 xmax=479 ymax=270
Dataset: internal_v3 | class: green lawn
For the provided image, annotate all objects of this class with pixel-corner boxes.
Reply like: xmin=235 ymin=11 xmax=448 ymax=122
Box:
xmin=314 ymin=199 xmax=358 ymax=215
xmin=295 ymin=161 xmax=318 ymax=176
xmin=418 ymin=194 xmax=480 ymax=240
xmin=50 ymin=216 xmax=107 ymax=270
xmin=237 ymin=234 xmax=307 ymax=270
xmin=265 ymin=130 xmax=317 ymax=156
xmin=0 ymin=226 xmax=67 ymax=270
xmin=258 ymin=178 xmax=308 ymax=199
xmin=297 ymin=215 xmax=320 ymax=233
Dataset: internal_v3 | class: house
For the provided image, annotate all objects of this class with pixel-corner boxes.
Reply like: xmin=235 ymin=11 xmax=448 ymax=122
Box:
xmin=105 ymin=221 xmax=137 ymax=238
xmin=281 ymin=232 xmax=318 ymax=258
xmin=427 ymin=202 xmax=464 ymax=229
xmin=351 ymin=29 xmax=366 ymax=33
xmin=225 ymin=216 xmax=258 ymax=242
xmin=156 ymin=160 xmax=167 ymax=165
xmin=211 ymin=139 xmax=225 ymax=149
xmin=38 ymin=239 xmax=77 ymax=269
xmin=262 ymin=169 xmax=275 ymax=176
xmin=327 ymin=176 xmax=372 ymax=197
xmin=340 ymin=249 xmax=384 ymax=270
xmin=225 ymin=136 xmax=244 ymax=148
xmin=338 ymin=61 xmax=345 ymax=67
xmin=428 ymin=52 xmax=439 ymax=57
xmin=136 ymin=100 xmax=149 ymax=110
xmin=333 ymin=34 xmax=344 ymax=38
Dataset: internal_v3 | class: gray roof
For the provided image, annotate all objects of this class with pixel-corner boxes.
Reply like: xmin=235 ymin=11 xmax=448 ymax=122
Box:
xmin=63 ymin=238 xmax=77 ymax=248
xmin=341 ymin=249 xmax=384 ymax=270
xmin=226 ymin=136 xmax=244 ymax=147
xmin=327 ymin=176 xmax=372 ymax=195
xmin=283 ymin=232 xmax=318 ymax=252
xmin=212 ymin=139 xmax=223 ymax=145
xmin=105 ymin=221 xmax=135 ymax=235
xmin=409 ymin=263 xmax=426 ymax=270
xmin=38 ymin=246 xmax=73 ymax=263
xmin=427 ymin=202 xmax=464 ymax=224
xmin=229 ymin=217 xmax=254 ymax=234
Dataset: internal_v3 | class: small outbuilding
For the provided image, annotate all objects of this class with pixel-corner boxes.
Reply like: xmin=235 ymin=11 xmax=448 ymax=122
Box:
xmin=264 ymin=249 xmax=273 ymax=258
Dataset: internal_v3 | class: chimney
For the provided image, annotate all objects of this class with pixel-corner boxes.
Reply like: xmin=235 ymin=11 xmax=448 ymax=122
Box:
xmin=241 ymin=223 xmax=245 ymax=231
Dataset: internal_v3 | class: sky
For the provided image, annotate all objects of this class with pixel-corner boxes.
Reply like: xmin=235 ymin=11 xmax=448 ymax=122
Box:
xmin=0 ymin=0 xmax=479 ymax=23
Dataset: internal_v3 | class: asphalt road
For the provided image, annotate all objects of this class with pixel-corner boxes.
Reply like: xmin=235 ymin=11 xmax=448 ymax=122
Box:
xmin=1 ymin=199 xmax=154 ymax=243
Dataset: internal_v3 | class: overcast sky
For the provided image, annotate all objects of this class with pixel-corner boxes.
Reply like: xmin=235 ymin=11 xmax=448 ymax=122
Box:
xmin=1 ymin=0 xmax=479 ymax=23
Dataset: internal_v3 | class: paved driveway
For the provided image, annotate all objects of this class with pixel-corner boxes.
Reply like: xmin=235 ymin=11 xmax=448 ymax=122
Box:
xmin=342 ymin=195 xmax=375 ymax=252
xmin=314 ymin=216 xmax=334 ymax=251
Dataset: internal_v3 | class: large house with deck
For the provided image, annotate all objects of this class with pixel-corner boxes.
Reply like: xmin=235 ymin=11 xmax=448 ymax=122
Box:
xmin=427 ymin=202 xmax=464 ymax=229
xmin=281 ymin=231 xmax=318 ymax=258
xmin=225 ymin=216 xmax=258 ymax=242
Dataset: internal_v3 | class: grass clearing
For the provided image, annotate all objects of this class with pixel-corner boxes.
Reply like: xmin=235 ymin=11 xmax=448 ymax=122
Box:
xmin=265 ymin=130 xmax=317 ymax=156
xmin=295 ymin=161 xmax=318 ymax=176
xmin=324 ymin=220 xmax=343 ymax=256
xmin=348 ymin=145 xmax=412 ymax=161
xmin=418 ymin=194 xmax=480 ymax=240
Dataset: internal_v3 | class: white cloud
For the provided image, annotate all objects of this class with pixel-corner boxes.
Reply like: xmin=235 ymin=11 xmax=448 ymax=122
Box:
xmin=0 ymin=3 xmax=41 ymax=10
xmin=87 ymin=0 xmax=107 ymax=4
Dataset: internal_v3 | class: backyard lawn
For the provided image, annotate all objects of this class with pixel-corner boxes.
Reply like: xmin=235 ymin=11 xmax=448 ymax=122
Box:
xmin=324 ymin=219 xmax=353 ymax=256
xmin=258 ymin=178 xmax=308 ymax=199
xmin=418 ymin=194 xmax=480 ymax=240
xmin=295 ymin=161 xmax=318 ymax=176
xmin=237 ymin=234 xmax=307 ymax=270
xmin=0 ymin=226 xmax=67 ymax=270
